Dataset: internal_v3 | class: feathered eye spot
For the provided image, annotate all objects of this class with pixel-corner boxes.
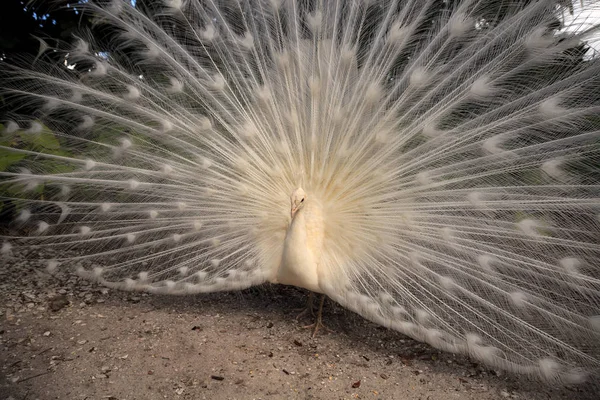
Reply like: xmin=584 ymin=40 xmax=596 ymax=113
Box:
xmin=71 ymin=91 xmax=83 ymax=103
xmin=46 ymin=260 xmax=58 ymax=273
xmin=525 ymin=27 xmax=554 ymax=51
xmin=195 ymin=271 xmax=208 ymax=281
xmin=483 ymin=134 xmax=506 ymax=155
xmin=164 ymin=0 xmax=183 ymax=12
xmin=276 ymin=51 xmax=290 ymax=68
xmin=239 ymin=32 xmax=254 ymax=50
xmin=79 ymin=115 xmax=94 ymax=129
xmin=517 ymin=219 xmax=544 ymax=237
xmin=43 ymin=98 xmax=59 ymax=111
xmin=1 ymin=242 xmax=12 ymax=255
xmin=120 ymin=138 xmax=132 ymax=150
xmin=559 ymin=257 xmax=581 ymax=274
xmin=422 ymin=122 xmax=441 ymax=138
xmin=17 ymin=209 xmax=32 ymax=222
xmin=165 ymin=280 xmax=176 ymax=290
xmin=340 ymin=47 xmax=356 ymax=63
xmin=89 ymin=61 xmax=107 ymax=77
xmin=123 ymin=85 xmax=140 ymax=101
xmin=255 ymin=85 xmax=272 ymax=102
xmin=128 ymin=179 xmax=140 ymax=190
xmin=448 ymin=14 xmax=472 ymax=38
xmin=409 ymin=67 xmax=428 ymax=87
xmin=27 ymin=122 xmax=43 ymax=134
xmin=539 ymin=97 xmax=566 ymax=117
xmin=167 ymin=77 xmax=184 ymax=94
xmin=74 ymin=39 xmax=89 ymax=55
xmin=438 ymin=276 xmax=456 ymax=291
xmin=388 ymin=21 xmax=408 ymax=43
xmin=415 ymin=171 xmax=432 ymax=185
xmin=38 ymin=221 xmax=50 ymax=233
xmin=509 ymin=291 xmax=528 ymax=308
xmin=364 ymin=82 xmax=382 ymax=103
xmin=477 ymin=254 xmax=498 ymax=273
xmin=200 ymin=25 xmax=217 ymax=41
xmin=84 ymin=159 xmax=96 ymax=171
xmin=541 ymin=158 xmax=565 ymax=181
xmin=470 ymin=76 xmax=492 ymax=98
xmin=162 ymin=164 xmax=174 ymax=175
xmin=144 ymin=43 xmax=160 ymax=59
xmin=210 ymin=74 xmax=226 ymax=91
xmin=160 ymin=120 xmax=173 ymax=133
xmin=538 ymin=358 xmax=561 ymax=382
xmin=306 ymin=11 xmax=323 ymax=32
xmin=4 ymin=121 xmax=19 ymax=133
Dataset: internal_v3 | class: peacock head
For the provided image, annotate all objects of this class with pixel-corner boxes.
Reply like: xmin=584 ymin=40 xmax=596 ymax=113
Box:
xmin=290 ymin=188 xmax=306 ymax=218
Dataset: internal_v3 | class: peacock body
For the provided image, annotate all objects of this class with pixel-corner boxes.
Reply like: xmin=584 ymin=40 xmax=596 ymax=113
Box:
xmin=1 ymin=0 xmax=600 ymax=385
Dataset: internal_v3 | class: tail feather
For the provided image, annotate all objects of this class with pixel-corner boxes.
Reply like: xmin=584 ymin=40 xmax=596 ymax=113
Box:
xmin=1 ymin=0 xmax=599 ymax=384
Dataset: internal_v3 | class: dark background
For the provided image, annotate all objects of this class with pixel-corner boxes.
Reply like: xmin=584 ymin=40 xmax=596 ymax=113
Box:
xmin=0 ymin=0 xmax=591 ymax=119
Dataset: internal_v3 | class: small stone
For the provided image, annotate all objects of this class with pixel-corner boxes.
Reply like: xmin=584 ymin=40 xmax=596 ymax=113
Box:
xmin=49 ymin=295 xmax=69 ymax=312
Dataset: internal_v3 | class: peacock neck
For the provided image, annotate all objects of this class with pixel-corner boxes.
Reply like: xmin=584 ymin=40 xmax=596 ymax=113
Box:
xmin=273 ymin=203 xmax=323 ymax=293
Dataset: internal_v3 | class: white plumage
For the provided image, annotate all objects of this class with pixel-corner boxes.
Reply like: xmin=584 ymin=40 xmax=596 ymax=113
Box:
xmin=1 ymin=0 xmax=599 ymax=385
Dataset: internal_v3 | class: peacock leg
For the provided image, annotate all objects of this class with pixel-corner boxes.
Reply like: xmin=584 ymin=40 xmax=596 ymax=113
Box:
xmin=302 ymin=294 xmax=331 ymax=337
xmin=294 ymin=292 xmax=316 ymax=320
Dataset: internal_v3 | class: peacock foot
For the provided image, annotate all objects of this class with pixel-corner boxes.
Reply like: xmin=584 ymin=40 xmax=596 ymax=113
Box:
xmin=300 ymin=294 xmax=331 ymax=337
xmin=302 ymin=318 xmax=333 ymax=338
xmin=294 ymin=292 xmax=316 ymax=320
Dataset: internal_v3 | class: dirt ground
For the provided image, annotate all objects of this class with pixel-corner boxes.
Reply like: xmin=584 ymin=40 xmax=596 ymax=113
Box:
xmin=1 ymin=257 xmax=597 ymax=400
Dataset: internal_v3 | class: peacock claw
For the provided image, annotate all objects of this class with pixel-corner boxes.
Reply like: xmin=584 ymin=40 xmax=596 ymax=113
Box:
xmin=302 ymin=319 xmax=332 ymax=338
xmin=300 ymin=294 xmax=330 ymax=337
xmin=294 ymin=292 xmax=316 ymax=320
xmin=294 ymin=306 xmax=316 ymax=321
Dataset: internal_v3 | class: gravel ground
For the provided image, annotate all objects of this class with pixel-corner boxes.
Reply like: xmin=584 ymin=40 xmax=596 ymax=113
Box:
xmin=1 ymin=254 xmax=597 ymax=400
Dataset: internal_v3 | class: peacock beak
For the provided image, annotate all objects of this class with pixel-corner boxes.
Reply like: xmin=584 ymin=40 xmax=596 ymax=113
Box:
xmin=291 ymin=205 xmax=298 ymax=219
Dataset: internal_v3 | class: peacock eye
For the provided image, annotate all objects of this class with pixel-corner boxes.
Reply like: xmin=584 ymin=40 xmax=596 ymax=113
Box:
xmin=301 ymin=198 xmax=304 ymax=202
